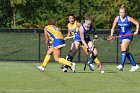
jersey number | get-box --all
[121,27,125,32]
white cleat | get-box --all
[87,62,94,71]
[116,65,123,71]
[71,63,76,73]
[130,64,139,72]
[37,66,45,71]
[135,64,139,70]
[62,67,68,72]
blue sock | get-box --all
[65,53,73,69]
[89,57,93,64]
[89,55,97,64]
[126,52,136,66]
[121,51,126,66]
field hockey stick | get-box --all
[106,33,134,40]
[113,33,134,39]
[83,62,87,71]
[83,45,94,71]
[64,36,74,40]
[84,51,89,71]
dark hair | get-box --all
[68,14,75,19]
[47,19,56,25]
[75,17,80,22]
[85,15,91,20]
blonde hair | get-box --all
[85,19,91,24]
[120,5,125,11]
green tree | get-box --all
[0,0,140,28]
[10,0,27,28]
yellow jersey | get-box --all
[46,25,65,49]
[46,25,64,39]
[67,21,79,36]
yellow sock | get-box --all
[41,55,51,67]
[94,58,101,65]
[58,58,72,67]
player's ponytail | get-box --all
[121,5,125,8]
[120,4,125,11]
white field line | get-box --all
[8,89,57,92]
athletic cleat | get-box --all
[60,65,65,69]
[135,64,139,70]
[62,67,68,72]
[87,62,94,71]
[130,66,136,72]
[98,63,102,71]
[71,63,76,73]
[37,66,45,71]
[130,64,139,72]
[116,65,123,71]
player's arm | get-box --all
[44,26,51,46]
[80,26,88,49]
[128,17,139,35]
[108,16,118,40]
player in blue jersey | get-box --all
[108,5,139,71]
[84,15,102,71]
[85,15,98,41]
[62,18,103,72]
[79,19,102,71]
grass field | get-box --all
[0,62,140,93]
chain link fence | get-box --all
[0,28,140,64]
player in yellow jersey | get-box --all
[37,19,75,72]
[65,14,77,38]
[61,14,78,71]
[64,14,78,50]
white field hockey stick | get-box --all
[64,36,74,40]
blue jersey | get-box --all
[82,24,92,42]
[118,16,132,35]
[74,24,92,42]
[118,16,133,44]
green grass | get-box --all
[0,62,140,93]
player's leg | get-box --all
[62,42,80,72]
[66,42,74,61]
[117,39,130,71]
[126,48,139,71]
[37,47,53,71]
[61,42,74,71]
[87,41,102,71]
[68,42,80,60]
[53,48,76,72]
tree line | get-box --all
[0,0,140,29]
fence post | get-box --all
[38,29,41,62]
[116,30,119,64]
[78,0,82,63]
